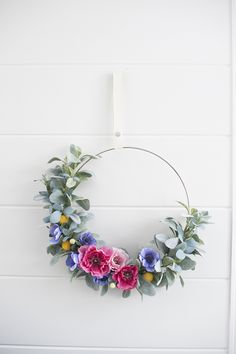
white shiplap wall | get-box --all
[0,1,232,354]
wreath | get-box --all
[35,144,210,299]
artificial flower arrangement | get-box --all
[35,145,210,298]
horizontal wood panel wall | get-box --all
[0,0,232,354]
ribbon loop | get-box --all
[112,72,124,149]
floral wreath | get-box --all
[35,145,210,299]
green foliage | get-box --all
[179,256,196,270]
[76,198,90,211]
[138,277,156,296]
[85,274,99,291]
[100,285,109,296]
[47,244,61,256]
[122,290,131,298]
[151,202,211,290]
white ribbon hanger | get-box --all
[112,71,124,149]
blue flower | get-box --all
[139,248,160,272]
[49,224,62,244]
[93,275,109,286]
[79,231,96,246]
[66,252,79,271]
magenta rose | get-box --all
[79,245,113,277]
[112,265,139,290]
[109,248,129,271]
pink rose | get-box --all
[112,265,139,290]
[79,245,113,277]
[109,248,129,271]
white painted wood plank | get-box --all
[0,278,229,348]
[0,207,230,279]
[0,66,230,135]
[0,346,228,354]
[0,0,229,64]
[123,67,230,136]
[229,0,236,353]
[0,136,230,207]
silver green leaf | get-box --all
[50,210,61,223]
[165,237,179,249]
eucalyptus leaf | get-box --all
[154,260,161,272]
[122,290,131,298]
[175,242,187,252]
[138,278,156,296]
[85,274,99,291]
[176,225,184,242]
[172,264,182,273]
[154,235,168,255]
[76,199,90,211]
[47,244,61,256]
[179,275,185,287]
[70,144,81,158]
[48,157,62,163]
[50,210,61,223]
[100,285,109,296]
[49,189,65,204]
[52,203,63,211]
[157,273,168,288]
[63,206,74,216]
[43,216,50,223]
[69,214,81,224]
[67,152,80,163]
[162,256,174,267]
[66,178,76,188]
[165,268,175,286]
[185,239,197,254]
[176,249,186,260]
[77,171,93,178]
[165,237,179,249]
[155,233,169,243]
[180,256,196,270]
[50,253,62,265]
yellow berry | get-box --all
[61,241,71,251]
[60,215,69,224]
[143,272,154,282]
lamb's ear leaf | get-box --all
[100,285,109,296]
[122,290,131,298]
[48,157,62,163]
[165,237,179,249]
[85,274,99,291]
[50,210,61,223]
[179,275,185,287]
[47,244,61,256]
[138,278,156,296]
[165,268,175,286]
[177,200,190,212]
[179,256,196,270]
[76,199,90,211]
[70,144,82,158]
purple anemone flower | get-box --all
[66,252,79,271]
[49,224,62,244]
[139,248,160,272]
[79,231,96,246]
[93,275,109,286]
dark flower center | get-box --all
[145,254,154,263]
[113,256,121,265]
[89,254,101,266]
[123,270,132,280]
